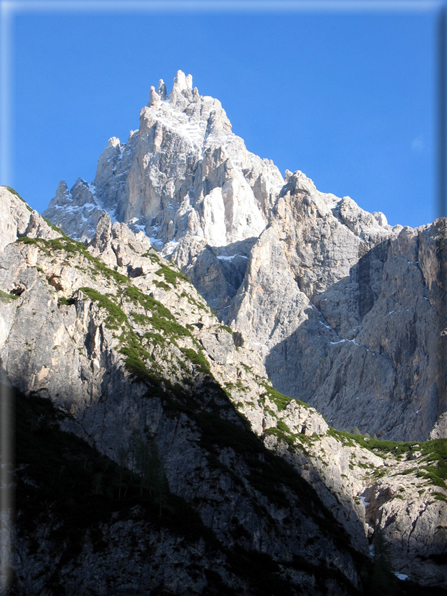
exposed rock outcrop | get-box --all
[233,173,446,441]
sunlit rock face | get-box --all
[43,72,446,442]
[45,70,281,250]
[229,173,447,442]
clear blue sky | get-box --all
[3,1,441,228]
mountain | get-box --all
[43,71,446,443]
[1,186,446,594]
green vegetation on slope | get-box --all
[0,289,19,303]
[14,235,211,384]
[180,348,210,374]
[327,429,447,489]
[155,263,191,286]
[80,287,127,328]
[17,236,128,286]
[260,384,309,411]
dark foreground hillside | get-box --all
[3,385,445,596]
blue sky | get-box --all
[1,1,441,228]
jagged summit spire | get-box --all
[148,71,195,107]
[169,69,194,103]
[158,78,167,100]
[148,86,160,107]
[171,69,193,92]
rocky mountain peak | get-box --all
[170,68,193,95]
[140,69,233,148]
[106,136,121,149]
[45,71,282,251]
[280,169,317,195]
[41,75,446,443]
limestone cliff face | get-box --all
[230,173,447,442]
[2,188,446,593]
[42,72,446,442]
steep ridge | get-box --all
[1,187,446,593]
[42,71,446,442]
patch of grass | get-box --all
[180,348,210,374]
[142,250,161,264]
[154,280,171,291]
[420,439,447,461]
[263,405,277,419]
[125,286,174,321]
[327,429,414,455]
[118,327,165,385]
[327,429,447,490]
[0,289,19,303]
[127,291,196,340]
[43,238,66,252]
[155,263,191,287]
[124,286,192,339]
[261,384,308,411]
[327,428,359,447]
[277,420,291,434]
[58,296,75,306]
[357,461,373,470]
[416,442,447,489]
[264,427,295,448]
[395,467,418,476]
[150,316,192,338]
[373,468,387,478]
[144,331,166,346]
[417,467,447,489]
[80,287,127,328]
[293,433,317,448]
[120,344,154,382]
[130,311,150,326]
[261,387,290,412]
[17,236,39,245]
